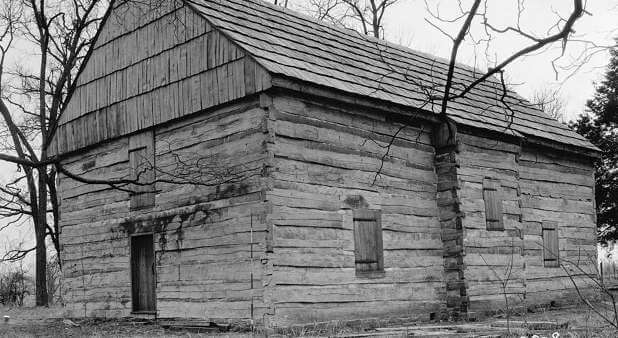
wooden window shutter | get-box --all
[483,178,504,231]
[129,132,155,210]
[542,221,559,267]
[353,209,383,274]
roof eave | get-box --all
[523,134,601,160]
[269,74,442,123]
[270,74,601,159]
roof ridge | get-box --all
[192,0,509,93]
[217,0,488,77]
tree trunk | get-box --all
[35,160,49,306]
[34,222,48,306]
[35,19,50,306]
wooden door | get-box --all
[131,234,156,312]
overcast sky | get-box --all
[379,0,617,121]
[1,0,617,269]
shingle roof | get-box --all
[188,0,597,151]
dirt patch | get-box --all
[0,306,249,337]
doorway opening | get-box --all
[131,234,156,313]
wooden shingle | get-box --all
[188,0,597,151]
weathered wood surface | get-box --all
[53,1,597,322]
[457,133,525,313]
[519,146,596,304]
[457,132,596,313]
[56,25,597,323]
[58,92,597,324]
[265,95,443,326]
[52,0,271,156]
[59,101,270,322]
[483,178,504,231]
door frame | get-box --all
[129,232,157,314]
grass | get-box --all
[0,306,221,338]
[1,304,618,337]
[2,318,176,338]
[513,305,617,337]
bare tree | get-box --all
[45,253,61,304]
[560,250,618,330]
[0,259,31,306]
[479,237,521,334]
[296,0,610,151]
[0,0,611,309]
[364,0,615,175]
[304,0,352,25]
[321,0,610,185]
[295,0,401,39]
[0,0,262,307]
[272,0,290,7]
[0,0,107,306]
[344,0,401,38]
[531,88,567,122]
[424,0,586,123]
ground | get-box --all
[0,305,617,337]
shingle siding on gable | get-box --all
[51,0,270,156]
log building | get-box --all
[51,0,600,327]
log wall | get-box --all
[59,99,273,324]
[58,89,598,325]
[457,132,597,314]
[519,146,597,307]
[457,133,525,314]
[265,95,445,326]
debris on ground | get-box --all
[62,318,80,327]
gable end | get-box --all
[51,0,271,156]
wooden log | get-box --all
[272,300,442,326]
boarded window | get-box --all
[353,209,383,275]
[483,178,504,231]
[129,132,155,210]
[131,234,156,312]
[542,221,559,267]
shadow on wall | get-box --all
[343,195,370,209]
